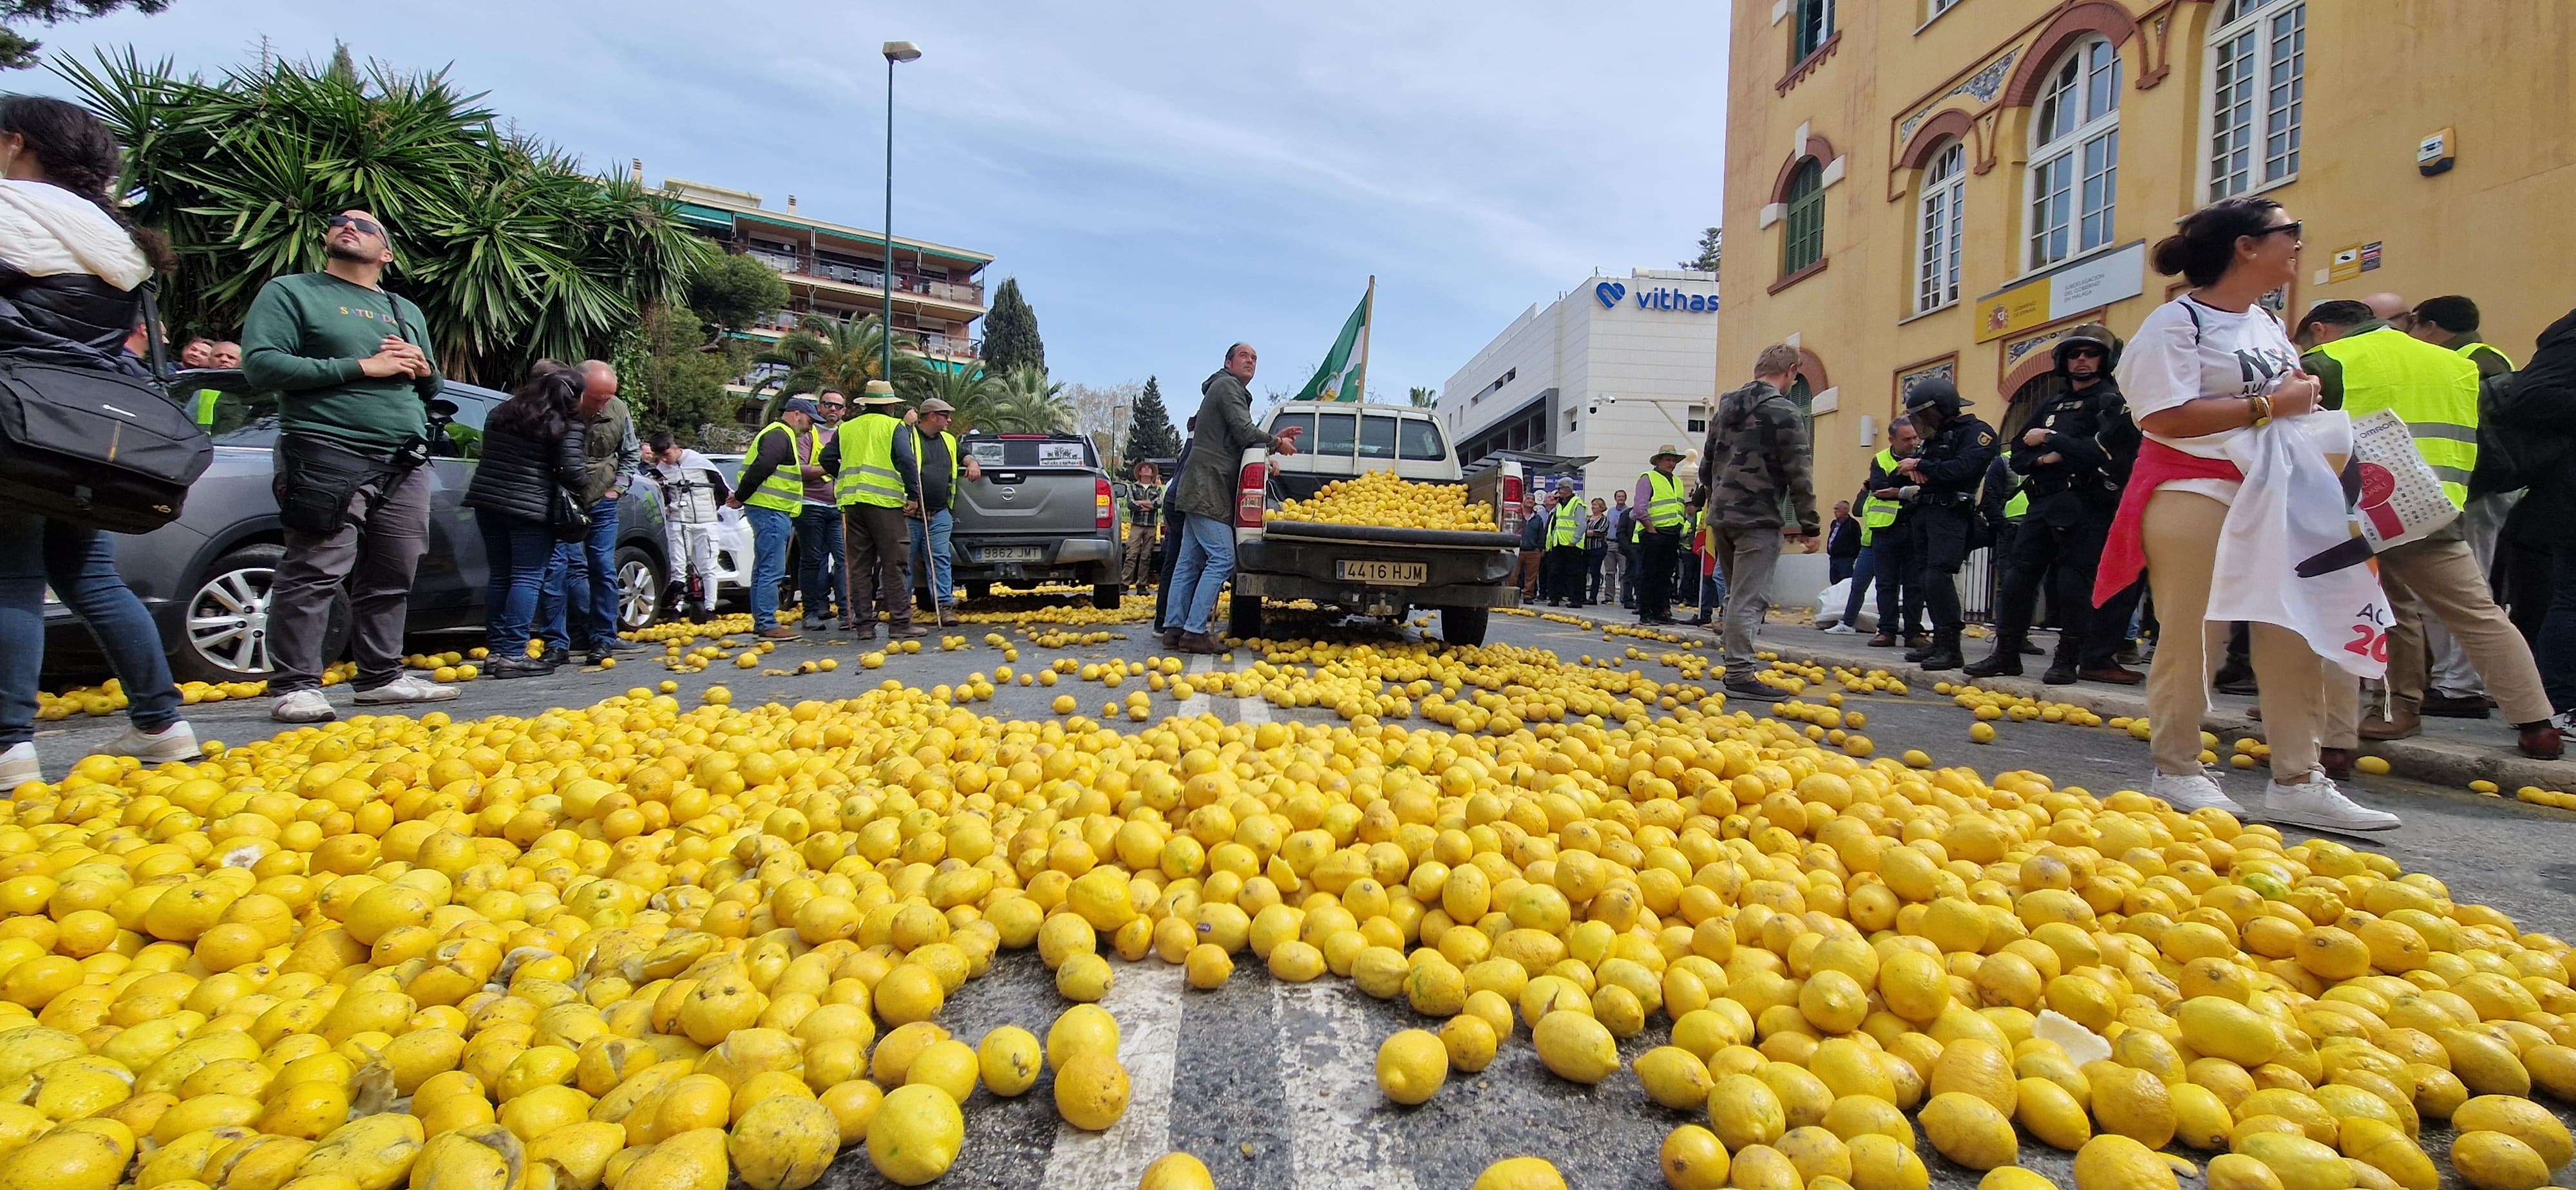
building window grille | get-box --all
[1916,141,1966,312]
[1793,0,1835,63]
[2209,0,2304,199]
[2027,36,2121,269]
[1781,158,1826,277]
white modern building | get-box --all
[1437,268,1722,499]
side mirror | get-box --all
[427,398,460,419]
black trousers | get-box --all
[1637,531,1681,620]
[1153,511,1186,627]
[2090,578,2146,668]
[1992,513,2113,665]
[1544,545,1587,604]
[1913,511,1972,634]
[1873,531,1924,635]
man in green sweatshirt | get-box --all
[240,208,455,723]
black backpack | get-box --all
[0,288,214,533]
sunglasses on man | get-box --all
[820,402,847,411]
[327,214,384,238]
[2064,346,2107,359]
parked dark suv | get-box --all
[41,379,669,682]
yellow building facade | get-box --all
[1718,0,2576,509]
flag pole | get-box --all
[1353,275,1373,468]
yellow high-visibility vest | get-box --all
[2317,327,2482,509]
[2004,489,2029,520]
[832,413,907,509]
[1643,470,1687,529]
[1859,448,1900,546]
[1548,504,1584,547]
[189,388,220,428]
[744,421,815,513]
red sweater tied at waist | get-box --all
[2093,439,2244,607]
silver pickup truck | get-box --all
[948,432,1123,609]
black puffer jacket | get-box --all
[465,418,589,525]
[0,261,147,375]
[2496,307,2576,534]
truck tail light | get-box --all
[1237,461,1267,527]
[1501,474,1524,534]
[1095,478,1114,530]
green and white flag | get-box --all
[1294,285,1372,402]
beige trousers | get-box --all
[2142,490,2324,780]
[2323,533,2554,746]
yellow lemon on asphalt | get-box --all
[1977,1167,2061,1190]
[976,1026,1043,1098]
[2075,1135,2178,1190]
[866,1084,963,1187]
[1046,1005,1121,1070]
[1921,1091,2018,1171]
[2450,1096,2572,1169]
[1471,1157,1567,1190]
[1708,1072,1789,1151]
[1375,1029,1448,1106]
[1849,1132,1929,1190]
[1053,1050,1130,1131]
[1661,1124,1730,1190]
[1138,1151,1217,1190]
[2209,1153,2289,1190]
[2450,1131,2549,1190]
[1636,1046,1716,1110]
[1441,1013,1498,1073]
[1531,1010,1617,1084]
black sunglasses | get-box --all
[2255,220,2302,240]
[819,402,847,410]
[2063,346,2107,359]
[327,214,384,238]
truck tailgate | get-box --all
[1259,520,1519,551]
[954,469,1099,536]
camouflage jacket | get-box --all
[1697,380,1819,534]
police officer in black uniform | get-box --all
[1893,378,1997,670]
[1965,323,2144,685]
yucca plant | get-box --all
[57,48,714,385]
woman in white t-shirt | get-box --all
[2107,196,2398,833]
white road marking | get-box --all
[1176,654,1217,717]
[1041,958,1189,1189]
[1271,979,1421,1190]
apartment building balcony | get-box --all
[743,250,986,317]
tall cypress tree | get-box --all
[981,278,1045,375]
[1124,375,1180,468]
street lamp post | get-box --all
[881,41,922,385]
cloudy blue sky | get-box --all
[16,1,1732,400]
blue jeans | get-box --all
[1840,543,1880,626]
[794,504,842,621]
[476,511,554,659]
[1161,514,1236,636]
[1698,567,1727,619]
[538,497,621,652]
[748,507,793,630]
[2543,540,2576,713]
[909,509,955,610]
[0,512,183,748]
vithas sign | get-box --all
[1595,280,1718,314]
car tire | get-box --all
[966,581,992,603]
[1092,582,1122,610]
[1227,592,1262,641]
[615,546,665,630]
[1439,607,1489,648]
[173,543,350,683]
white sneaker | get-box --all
[1824,623,1859,635]
[354,675,460,704]
[2150,769,2245,815]
[0,743,37,791]
[96,722,199,764]
[271,688,338,723]
[2262,770,2401,833]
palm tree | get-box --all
[750,313,932,420]
[59,48,712,384]
[1408,385,1439,407]
[911,362,999,426]
[974,366,1074,433]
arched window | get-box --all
[2208,0,2304,199]
[2025,35,2121,270]
[1915,141,1966,313]
[1781,159,1826,278]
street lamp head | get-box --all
[883,41,922,62]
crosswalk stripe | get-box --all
[1039,958,1189,1189]
[1176,653,1216,717]
[1271,979,1421,1190]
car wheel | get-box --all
[1227,592,1262,640]
[1439,607,1489,647]
[174,543,350,683]
[1092,582,1122,610]
[966,581,992,603]
[616,546,665,630]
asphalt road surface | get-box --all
[24,594,2576,1190]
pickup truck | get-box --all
[949,432,1123,609]
[1226,401,1525,646]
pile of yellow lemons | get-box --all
[36,664,366,722]
[0,628,2570,1190]
[1274,471,1499,532]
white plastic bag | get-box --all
[2347,408,2461,550]
[2206,412,2392,679]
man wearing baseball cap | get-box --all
[728,393,829,639]
[898,397,982,625]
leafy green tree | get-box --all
[688,252,790,334]
[625,303,743,442]
[1408,385,1437,407]
[60,49,712,384]
[981,278,1044,375]
[976,366,1071,433]
[1680,226,1722,276]
[2,0,171,70]
[1124,375,1179,466]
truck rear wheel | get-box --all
[966,581,992,602]
[1092,582,1122,610]
[1227,592,1262,641]
[1439,607,1489,647]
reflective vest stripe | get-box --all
[2004,490,2029,519]
[1548,507,1583,547]
[833,415,906,508]
[744,422,811,513]
[190,388,220,428]
[2317,327,2481,509]
[1643,471,1687,529]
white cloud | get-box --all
[21,0,1732,397]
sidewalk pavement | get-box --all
[1531,604,2576,796]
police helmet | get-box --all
[2051,323,2122,373]
[1902,376,1972,415]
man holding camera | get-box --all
[241,208,456,722]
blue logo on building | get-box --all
[1595,281,1627,308]
[1595,279,1718,314]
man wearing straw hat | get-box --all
[1631,443,1691,623]
[824,381,928,640]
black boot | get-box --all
[1963,645,2023,678]
[1904,643,1934,663]
[2041,653,2081,685]
[1917,631,1965,671]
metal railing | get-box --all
[741,250,984,306]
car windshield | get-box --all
[213,415,281,448]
